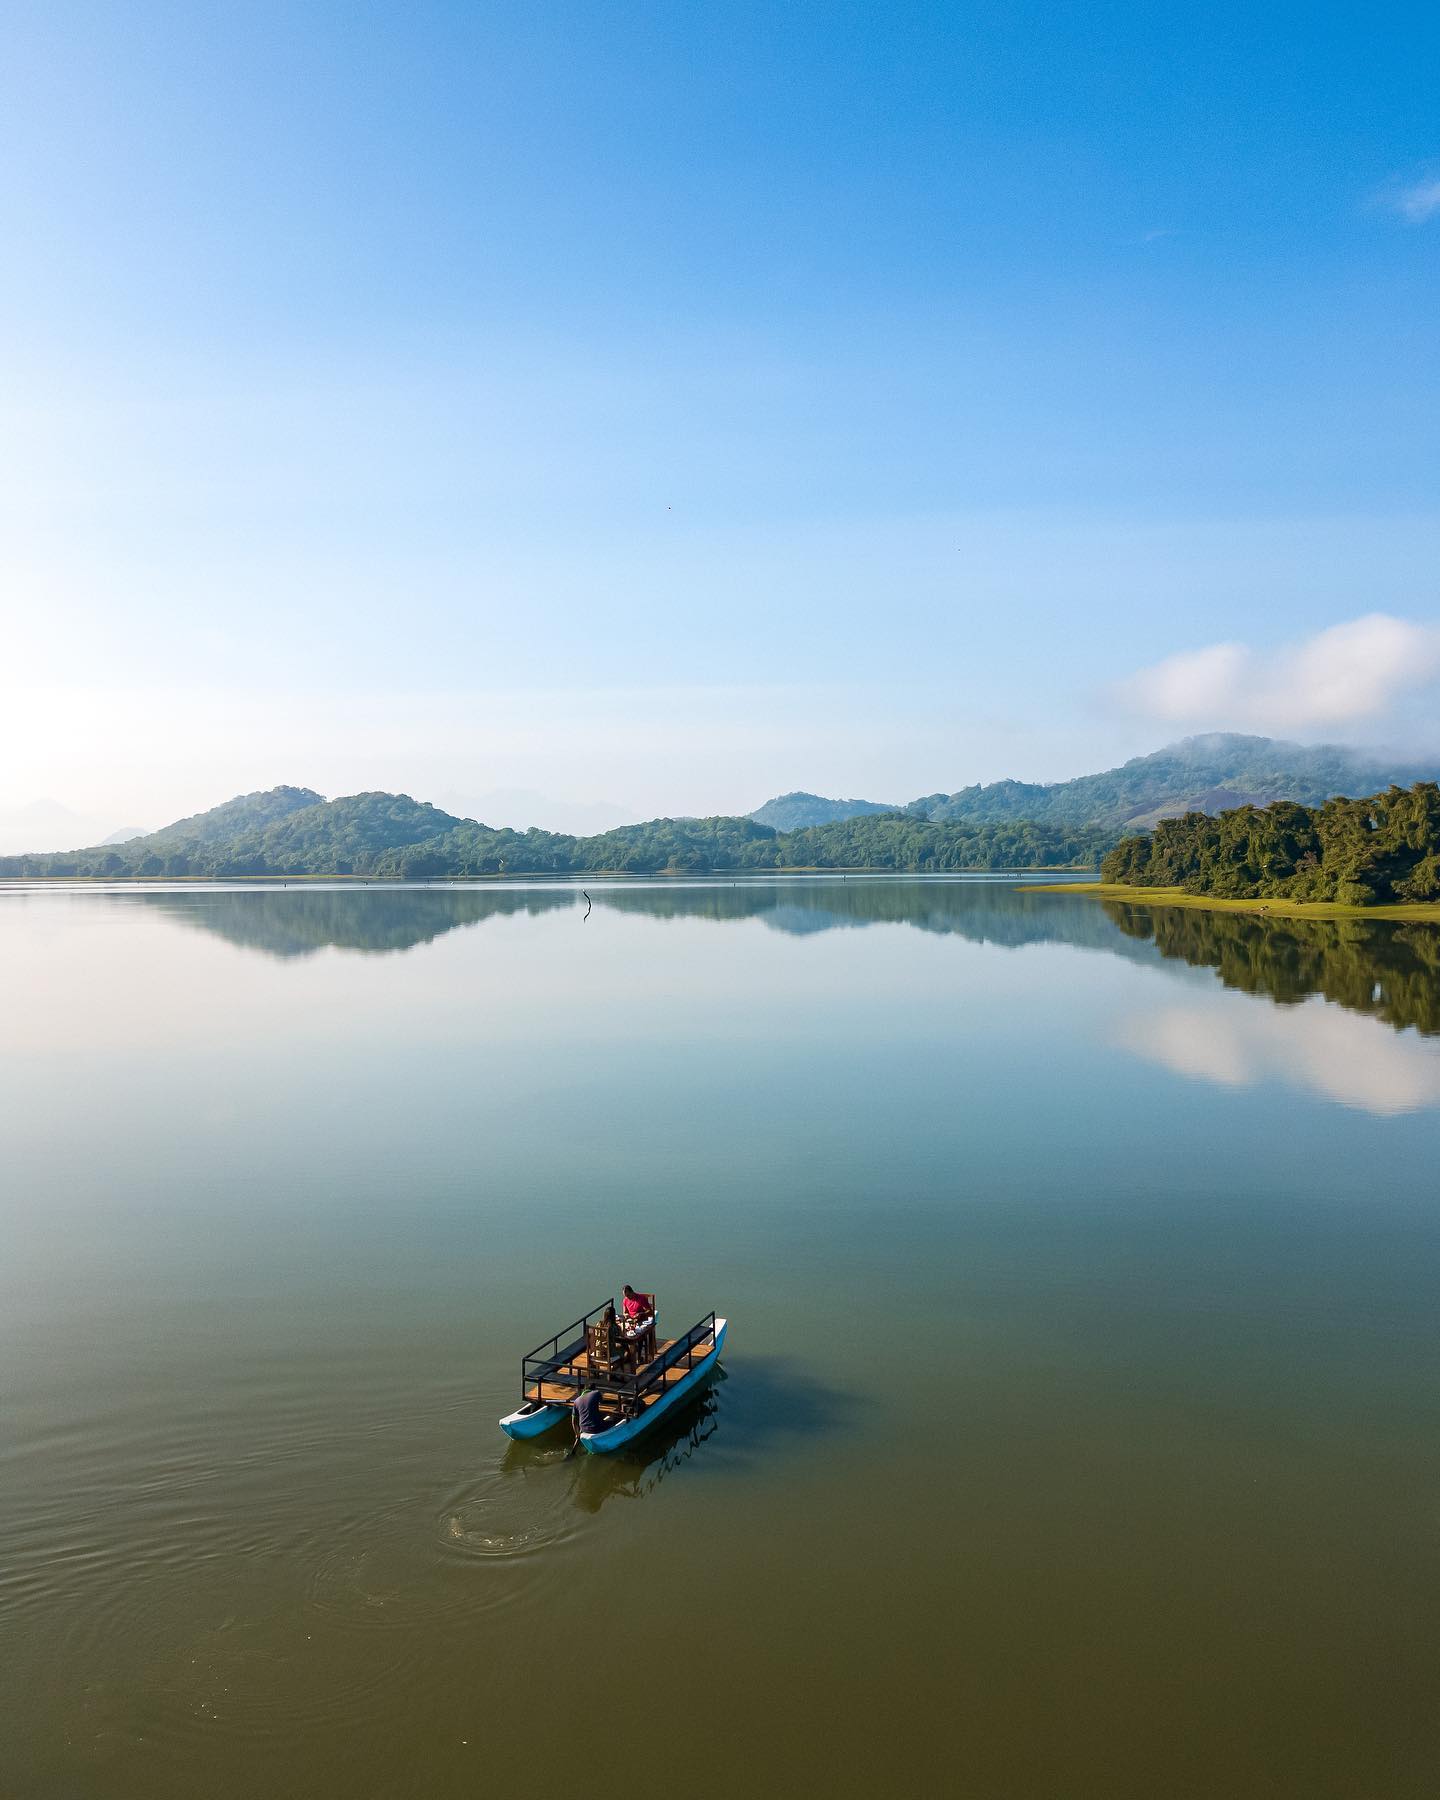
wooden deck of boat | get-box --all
[525,1331,716,1411]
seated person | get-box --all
[619,1285,655,1344]
[621,1284,654,1325]
[591,1303,624,1366]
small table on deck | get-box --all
[619,1317,658,1367]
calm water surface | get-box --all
[3,878,1438,1799]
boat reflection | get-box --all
[499,1372,726,1513]
[569,1379,725,1512]
[496,1354,863,1512]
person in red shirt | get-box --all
[622,1284,653,1324]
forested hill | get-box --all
[746,736,1439,836]
[0,790,1113,877]
[912,735,1439,831]
[11,735,1436,881]
[748,791,895,829]
[1101,784,1440,905]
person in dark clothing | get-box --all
[573,1386,605,1441]
[597,1301,624,1366]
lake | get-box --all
[3,877,1438,1799]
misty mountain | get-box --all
[0,800,143,857]
[910,735,1440,832]
[748,791,897,829]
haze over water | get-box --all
[3,877,1438,1799]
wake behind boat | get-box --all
[499,1299,728,1454]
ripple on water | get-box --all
[438,1446,583,1562]
[304,1461,584,1637]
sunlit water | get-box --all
[2,878,1438,1799]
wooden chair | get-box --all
[586,1318,623,1375]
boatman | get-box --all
[573,1385,605,1443]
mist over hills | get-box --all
[913,734,1438,830]
[6,735,1438,879]
[755,735,1438,832]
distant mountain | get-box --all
[749,791,897,829]
[0,800,142,856]
[7,735,1438,880]
[0,790,1107,877]
[912,735,1440,832]
[99,826,149,845]
[37,790,461,877]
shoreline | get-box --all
[0,866,1100,886]
[1028,881,1440,922]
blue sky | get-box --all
[2,1,1439,834]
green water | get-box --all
[2,878,1438,1799]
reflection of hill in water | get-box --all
[111,883,1440,1037]
[594,879,1137,952]
[1103,900,1440,1036]
[132,886,574,957]
[123,879,1134,960]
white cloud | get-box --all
[1389,176,1440,223]
[1117,1000,1440,1116]
[1119,613,1440,732]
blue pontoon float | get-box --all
[499,1299,727,1454]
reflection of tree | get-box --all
[84,879,1440,1041]
[114,878,1141,960]
[1104,900,1440,1036]
[126,887,574,958]
[593,879,1141,953]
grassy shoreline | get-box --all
[1028,881,1440,921]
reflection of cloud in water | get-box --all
[1118,999,1440,1115]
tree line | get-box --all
[1100,784,1440,905]
[0,793,1115,878]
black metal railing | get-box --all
[519,1305,720,1414]
[520,1297,613,1399]
[580,1310,719,1414]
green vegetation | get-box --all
[13,735,1439,883]
[1101,784,1440,905]
[742,736,1440,836]
[1040,883,1440,922]
[0,792,1114,878]
[15,735,1439,883]
[748,791,896,829]
[913,733,1438,831]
